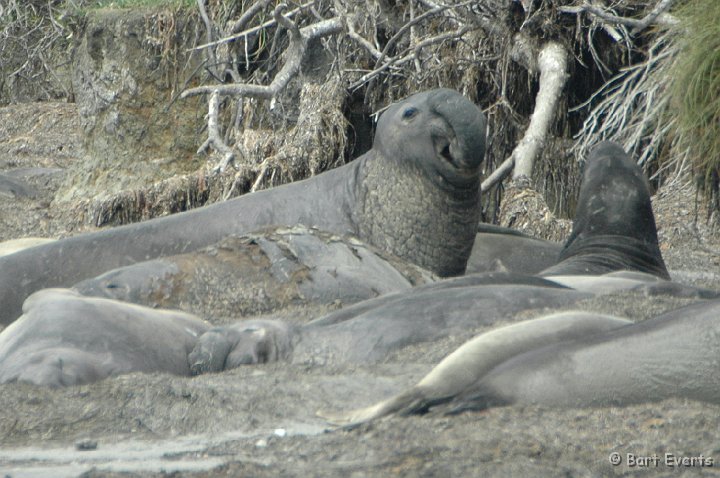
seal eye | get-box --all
[402,107,418,119]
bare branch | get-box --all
[180,17,343,99]
[572,31,678,171]
[197,91,236,173]
[559,0,677,35]
[196,0,218,77]
[481,42,569,192]
[375,3,450,67]
[189,1,316,52]
[481,156,516,193]
[226,0,272,36]
[273,3,299,37]
[346,20,382,61]
[630,0,676,34]
[349,26,472,91]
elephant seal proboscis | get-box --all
[540,141,669,279]
[0,88,486,325]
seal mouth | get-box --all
[428,89,486,171]
[434,134,455,165]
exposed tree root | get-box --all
[481,42,569,192]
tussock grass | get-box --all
[669,0,720,184]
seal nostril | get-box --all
[441,144,453,163]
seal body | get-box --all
[188,279,591,373]
[540,142,669,279]
[319,311,632,425]
[448,299,720,411]
[467,225,561,274]
[73,226,435,320]
[0,289,209,386]
[0,89,486,325]
[0,237,56,258]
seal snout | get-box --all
[428,89,486,171]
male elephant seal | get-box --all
[0,88,486,325]
[0,289,209,387]
[540,141,669,279]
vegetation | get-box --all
[2,0,720,224]
[670,0,720,190]
[90,0,195,8]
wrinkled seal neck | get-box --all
[354,151,480,277]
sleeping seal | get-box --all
[2,270,712,387]
[73,225,435,320]
[319,311,632,425]
[540,141,669,279]
[0,289,209,387]
[0,88,486,325]
[0,279,588,386]
[445,299,720,412]
[320,298,720,423]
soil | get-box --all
[1,102,720,478]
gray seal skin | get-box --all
[188,281,592,373]
[72,225,435,320]
[188,269,697,374]
[444,298,720,413]
[467,225,561,274]
[540,141,670,279]
[0,281,585,386]
[3,272,712,387]
[0,238,56,258]
[190,266,712,374]
[0,88,486,325]
[0,289,209,387]
[319,311,633,425]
